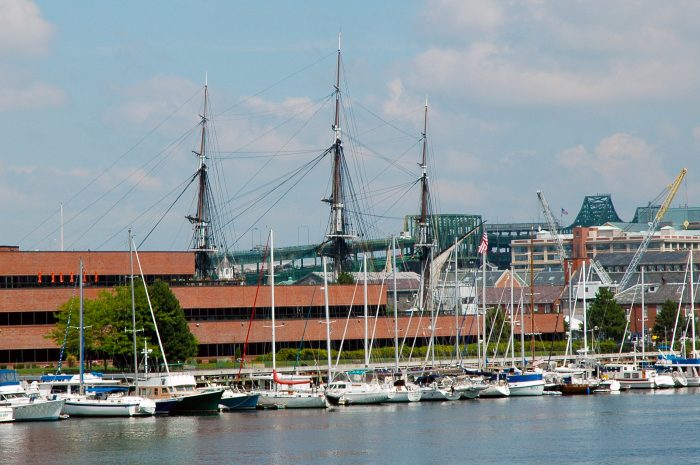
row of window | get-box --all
[185,305,386,322]
[0,312,57,326]
[0,274,189,289]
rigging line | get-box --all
[168,194,195,250]
[19,88,202,246]
[292,286,317,371]
[213,150,326,159]
[222,148,330,222]
[206,108,235,252]
[32,123,200,250]
[353,99,420,139]
[225,92,334,203]
[227,152,327,247]
[354,180,418,198]
[377,178,421,220]
[68,132,196,250]
[133,172,199,249]
[236,236,271,381]
[344,209,405,221]
[222,148,331,205]
[344,133,420,180]
[214,51,335,117]
[96,175,195,249]
[138,172,199,249]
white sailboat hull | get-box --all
[418,387,461,401]
[326,391,389,405]
[257,391,327,409]
[479,384,510,398]
[63,396,154,417]
[508,380,545,397]
[654,374,675,389]
[385,389,421,403]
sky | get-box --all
[2,0,700,252]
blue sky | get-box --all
[2,0,700,252]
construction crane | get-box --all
[536,190,567,269]
[616,167,688,293]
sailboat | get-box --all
[62,258,156,417]
[656,251,700,386]
[323,259,390,406]
[383,237,421,403]
[129,238,222,414]
[256,230,327,409]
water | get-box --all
[2,389,700,464]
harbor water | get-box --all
[2,389,699,464]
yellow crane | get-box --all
[616,167,687,293]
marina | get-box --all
[2,388,700,464]
[3,3,700,463]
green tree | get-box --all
[148,280,198,364]
[587,287,626,342]
[337,272,355,285]
[485,305,511,344]
[50,279,197,370]
[652,299,684,344]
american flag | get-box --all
[477,231,488,255]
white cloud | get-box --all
[0,80,65,110]
[421,0,504,37]
[0,0,53,56]
[407,1,700,106]
[109,75,202,127]
[556,133,668,192]
[0,1,65,111]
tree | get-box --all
[652,299,684,344]
[50,279,198,371]
[337,271,355,285]
[148,280,198,364]
[587,287,626,343]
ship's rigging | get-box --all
[186,80,220,279]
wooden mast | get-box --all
[324,34,351,276]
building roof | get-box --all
[615,282,687,305]
[0,250,195,276]
[484,285,564,306]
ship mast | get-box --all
[186,77,217,278]
[323,35,352,276]
[416,99,434,312]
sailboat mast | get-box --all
[510,266,515,366]
[481,242,486,369]
[323,257,333,384]
[270,230,277,379]
[691,251,696,357]
[130,229,138,390]
[392,236,399,372]
[79,257,84,396]
[583,261,588,355]
[641,266,646,360]
[529,232,535,363]
[363,254,369,367]
[454,237,460,363]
